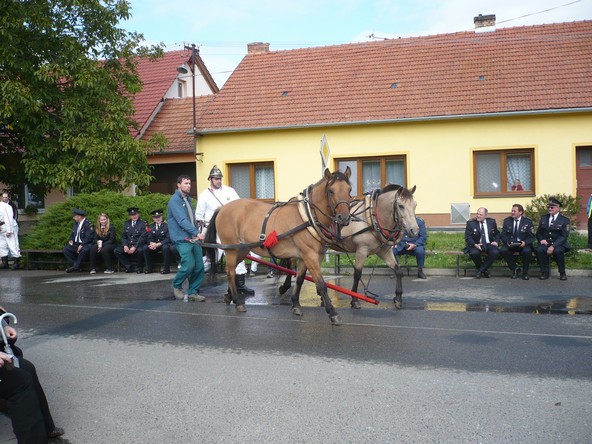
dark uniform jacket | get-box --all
[95,225,117,246]
[68,218,95,246]
[464,217,500,252]
[536,213,570,250]
[500,216,535,246]
[120,219,147,248]
[146,221,171,247]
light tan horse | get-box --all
[279,184,419,309]
[335,184,418,309]
[204,168,352,325]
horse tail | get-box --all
[203,209,220,276]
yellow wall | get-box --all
[196,113,592,216]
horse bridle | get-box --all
[369,188,403,245]
[302,173,351,242]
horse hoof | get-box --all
[278,285,290,295]
[393,297,402,309]
[350,300,361,310]
[330,315,342,326]
[223,295,232,305]
[235,304,247,313]
[292,307,303,316]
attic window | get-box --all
[390,82,398,89]
[479,75,486,81]
[281,91,289,97]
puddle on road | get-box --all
[407,296,592,315]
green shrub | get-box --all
[22,191,172,249]
[525,193,581,228]
[23,204,39,215]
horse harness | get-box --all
[342,189,403,249]
[200,183,346,255]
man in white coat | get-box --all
[196,165,256,295]
[0,196,20,270]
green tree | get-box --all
[0,0,165,196]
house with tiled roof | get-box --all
[137,48,217,199]
[192,19,592,228]
[22,47,218,209]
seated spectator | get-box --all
[63,208,94,273]
[535,197,570,280]
[499,204,535,280]
[463,207,500,278]
[89,212,117,274]
[114,207,147,273]
[1,306,65,441]
[393,216,428,279]
[511,178,524,191]
[143,209,172,274]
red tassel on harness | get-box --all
[263,230,279,248]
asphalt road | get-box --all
[0,270,591,443]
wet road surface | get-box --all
[0,270,591,443]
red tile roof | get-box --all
[133,49,218,138]
[142,96,213,154]
[197,21,592,132]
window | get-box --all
[177,80,185,98]
[16,185,45,211]
[67,186,82,198]
[474,149,534,196]
[336,156,406,196]
[228,162,275,200]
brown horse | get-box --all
[279,184,418,309]
[204,168,352,325]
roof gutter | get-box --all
[197,107,592,135]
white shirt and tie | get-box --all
[75,218,85,243]
[480,220,489,244]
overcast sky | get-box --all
[121,0,591,87]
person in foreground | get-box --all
[0,306,64,442]
[464,207,500,278]
[393,216,428,279]
[499,204,535,280]
[167,175,205,301]
[535,197,570,280]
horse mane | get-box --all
[380,183,413,199]
[309,169,351,189]
[329,170,351,184]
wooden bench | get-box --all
[20,249,69,270]
[329,249,462,275]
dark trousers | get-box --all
[143,245,171,272]
[89,243,116,271]
[536,244,567,274]
[114,246,145,270]
[500,244,532,273]
[393,245,426,268]
[63,242,91,269]
[467,244,500,272]
[0,358,55,443]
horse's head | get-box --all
[324,166,352,226]
[392,184,419,237]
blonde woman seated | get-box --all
[89,213,117,274]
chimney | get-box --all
[247,42,270,55]
[474,14,496,32]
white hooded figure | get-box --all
[0,200,20,268]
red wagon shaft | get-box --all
[246,254,380,306]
